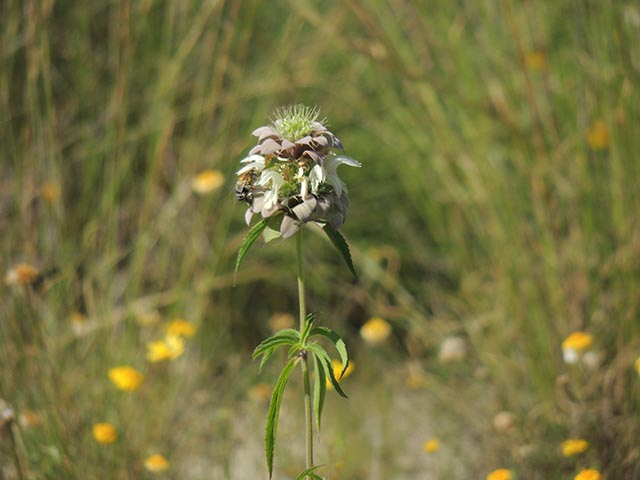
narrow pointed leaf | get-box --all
[258,347,276,373]
[322,224,357,279]
[235,219,267,275]
[310,326,348,376]
[312,351,327,431]
[266,357,298,478]
[300,312,315,343]
[252,335,298,359]
[295,466,324,480]
[306,344,348,398]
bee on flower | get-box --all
[235,105,361,239]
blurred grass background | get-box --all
[2,0,640,478]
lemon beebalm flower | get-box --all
[5,263,39,286]
[562,332,593,364]
[575,469,602,480]
[144,454,170,472]
[423,439,440,453]
[147,335,184,362]
[360,317,392,345]
[327,359,354,389]
[562,438,589,457]
[486,468,512,480]
[166,318,196,338]
[92,422,117,444]
[192,169,224,194]
[108,366,144,391]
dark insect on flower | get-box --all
[235,169,258,203]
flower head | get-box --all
[144,454,170,472]
[92,422,117,444]
[360,317,392,345]
[5,263,40,286]
[439,336,467,363]
[192,169,224,194]
[146,335,185,362]
[575,469,602,480]
[562,438,589,457]
[423,439,440,453]
[562,332,593,364]
[108,366,144,391]
[236,105,360,239]
[635,356,640,376]
[166,318,196,338]
[486,469,512,480]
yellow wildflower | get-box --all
[166,318,196,338]
[327,359,354,389]
[268,312,295,332]
[108,366,144,391]
[18,409,40,428]
[192,169,224,194]
[406,370,428,389]
[359,317,392,345]
[562,332,593,364]
[575,469,602,480]
[144,454,170,472]
[135,309,161,327]
[41,181,61,203]
[634,356,640,376]
[587,121,610,151]
[525,51,547,71]
[248,383,272,402]
[423,439,440,453]
[562,439,589,457]
[92,422,117,444]
[5,264,39,286]
[486,469,512,480]
[146,335,184,362]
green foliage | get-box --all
[235,219,268,276]
[253,313,350,477]
[322,224,357,279]
[295,465,324,480]
[265,356,298,479]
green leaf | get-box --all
[252,329,300,357]
[312,351,327,431]
[300,312,315,343]
[306,344,348,399]
[235,219,268,276]
[266,357,298,478]
[310,326,348,377]
[295,465,324,480]
[322,224,357,279]
[253,329,301,372]
[262,226,281,243]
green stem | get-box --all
[296,230,313,474]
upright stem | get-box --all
[296,230,313,473]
